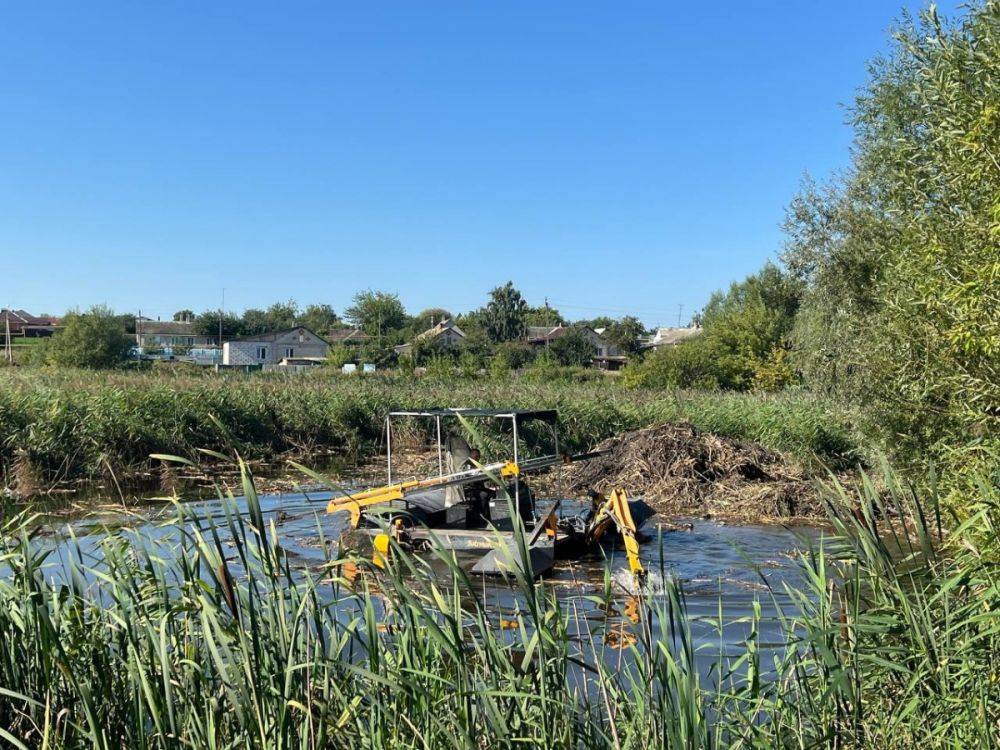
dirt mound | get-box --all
[565,423,823,520]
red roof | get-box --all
[1,309,59,334]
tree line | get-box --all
[17,284,648,371]
[628,2,999,486]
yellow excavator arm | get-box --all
[587,489,645,578]
[326,460,521,525]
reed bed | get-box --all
[0,369,861,491]
[0,463,996,748]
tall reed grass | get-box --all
[0,462,995,748]
[0,369,862,489]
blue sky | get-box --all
[2,1,957,327]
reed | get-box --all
[0,369,862,490]
[0,461,995,748]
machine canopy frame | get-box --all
[383,408,561,512]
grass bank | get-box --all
[0,369,863,492]
[0,464,995,748]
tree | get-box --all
[549,328,597,366]
[624,264,801,390]
[41,306,132,369]
[240,308,270,336]
[574,316,615,330]
[480,281,527,343]
[344,290,408,341]
[239,301,299,335]
[603,316,646,356]
[172,309,195,322]
[326,344,354,369]
[411,308,453,333]
[492,340,536,371]
[524,304,564,327]
[297,304,340,334]
[782,3,1000,481]
[194,310,243,343]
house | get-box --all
[394,318,466,356]
[526,325,626,369]
[135,320,214,350]
[1,310,59,339]
[642,326,701,350]
[223,327,329,366]
[327,328,371,346]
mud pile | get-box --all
[565,422,823,520]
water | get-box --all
[23,482,822,674]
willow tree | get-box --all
[785,1,1000,480]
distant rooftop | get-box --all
[645,326,701,347]
[327,328,371,343]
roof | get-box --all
[137,321,203,336]
[1,309,59,334]
[388,408,558,423]
[415,318,466,342]
[526,325,599,343]
[646,327,702,347]
[226,326,326,343]
[526,325,554,339]
[327,328,370,343]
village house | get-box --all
[395,318,466,356]
[222,326,329,366]
[1,309,59,340]
[135,319,214,350]
[526,325,626,370]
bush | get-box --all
[35,306,133,369]
[625,264,801,391]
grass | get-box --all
[0,368,864,490]
[0,461,995,748]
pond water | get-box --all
[24,479,823,674]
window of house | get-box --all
[285,347,294,358]
[257,346,267,360]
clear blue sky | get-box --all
[2,1,956,328]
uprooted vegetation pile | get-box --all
[565,422,827,520]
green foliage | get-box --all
[602,315,646,356]
[548,327,598,366]
[171,309,194,322]
[407,336,458,366]
[480,281,528,343]
[0,463,992,747]
[241,300,299,335]
[326,344,354,369]
[623,335,716,389]
[356,341,398,369]
[627,263,801,391]
[783,2,1000,484]
[344,290,408,339]
[457,351,481,378]
[751,346,795,392]
[35,306,133,369]
[523,304,564,327]
[193,309,243,341]
[296,303,340,334]
[491,341,536,371]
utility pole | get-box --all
[677,304,684,328]
[4,310,11,364]
[218,288,225,364]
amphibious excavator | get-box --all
[326,408,651,579]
